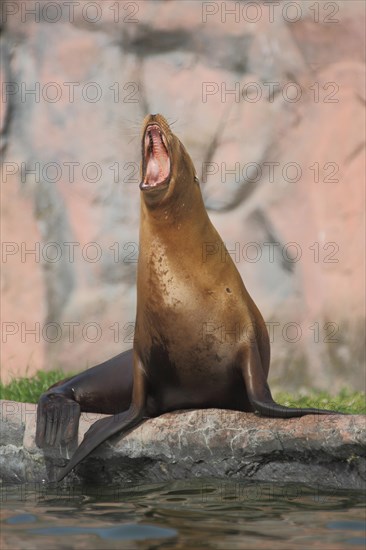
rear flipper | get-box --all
[56,352,147,481]
[35,349,134,450]
[36,390,81,449]
[241,344,343,418]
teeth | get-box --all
[143,125,170,187]
[147,127,166,156]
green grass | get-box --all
[0,371,365,414]
[0,370,76,404]
[274,389,366,415]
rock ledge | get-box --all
[1,400,364,490]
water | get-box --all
[1,479,365,549]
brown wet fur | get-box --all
[36,114,341,481]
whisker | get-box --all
[127,136,139,144]
[167,119,189,132]
[120,115,143,126]
[119,115,144,133]
[121,131,141,136]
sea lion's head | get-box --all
[139,114,198,207]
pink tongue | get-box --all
[145,128,170,185]
[146,157,161,184]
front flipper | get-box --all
[241,344,342,417]
[57,353,147,481]
[56,405,144,481]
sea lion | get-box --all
[36,114,340,481]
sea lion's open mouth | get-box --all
[140,123,171,191]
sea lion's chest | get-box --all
[136,242,250,371]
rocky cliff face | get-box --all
[1,0,365,391]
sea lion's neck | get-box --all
[140,182,210,238]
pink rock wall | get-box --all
[1,0,365,391]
